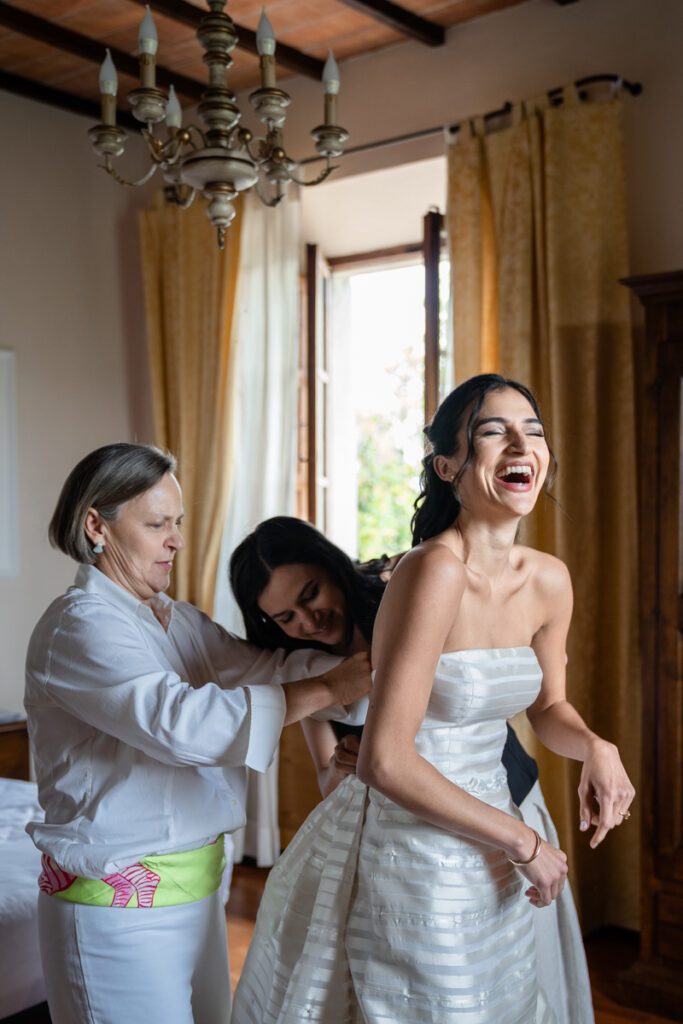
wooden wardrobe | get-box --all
[621,270,683,1020]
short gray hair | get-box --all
[49,443,177,564]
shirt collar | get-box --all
[73,564,174,623]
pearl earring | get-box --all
[92,541,104,554]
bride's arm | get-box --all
[356,544,567,907]
[527,554,635,848]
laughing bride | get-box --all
[231,373,634,1024]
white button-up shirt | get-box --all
[24,565,336,878]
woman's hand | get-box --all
[282,652,372,726]
[323,651,373,708]
[329,734,360,780]
[513,835,568,908]
[320,734,361,797]
[578,737,635,848]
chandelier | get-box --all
[88,2,348,248]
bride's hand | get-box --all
[513,837,568,908]
[578,737,635,849]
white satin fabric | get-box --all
[232,647,557,1023]
[521,783,594,1023]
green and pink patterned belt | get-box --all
[38,837,226,908]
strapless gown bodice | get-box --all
[415,646,542,792]
[231,647,556,1024]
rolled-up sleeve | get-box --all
[244,684,286,772]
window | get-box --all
[300,213,449,560]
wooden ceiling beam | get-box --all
[336,0,444,46]
[129,0,324,80]
[0,69,140,130]
[0,2,204,101]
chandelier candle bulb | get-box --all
[322,50,340,126]
[99,48,118,126]
[256,8,277,89]
[165,85,182,130]
[138,4,158,89]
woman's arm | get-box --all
[357,545,568,907]
[281,652,372,726]
[527,555,635,848]
[301,718,360,797]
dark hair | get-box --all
[49,443,177,564]
[229,516,386,652]
[411,374,557,545]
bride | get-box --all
[231,374,634,1023]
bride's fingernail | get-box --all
[580,820,589,832]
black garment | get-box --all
[331,721,364,742]
[502,723,539,806]
[331,721,537,805]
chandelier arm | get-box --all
[243,135,270,163]
[289,164,338,188]
[181,123,208,150]
[254,180,286,208]
[101,160,159,188]
[177,187,197,210]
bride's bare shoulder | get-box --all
[516,545,572,602]
[390,536,467,591]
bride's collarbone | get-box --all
[447,593,540,651]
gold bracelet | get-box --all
[507,828,542,865]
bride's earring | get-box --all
[92,541,104,554]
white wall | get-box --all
[0,91,154,714]
[300,156,446,257]
[262,0,683,274]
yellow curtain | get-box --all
[447,90,640,934]
[139,196,243,613]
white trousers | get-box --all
[38,890,231,1024]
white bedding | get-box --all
[0,777,46,1017]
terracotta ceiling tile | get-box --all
[58,0,142,38]
[0,33,49,68]
[8,0,98,19]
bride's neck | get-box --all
[452,516,519,581]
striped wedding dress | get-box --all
[232,648,556,1023]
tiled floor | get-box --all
[226,863,680,1023]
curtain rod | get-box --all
[299,74,642,165]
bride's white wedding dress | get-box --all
[232,647,562,1023]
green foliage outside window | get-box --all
[356,413,418,562]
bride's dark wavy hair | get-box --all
[411,374,557,545]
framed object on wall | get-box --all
[0,350,18,577]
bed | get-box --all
[0,720,50,1023]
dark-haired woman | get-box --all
[230,517,383,796]
[23,444,371,1024]
[231,376,634,1024]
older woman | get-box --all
[231,375,634,1024]
[24,442,370,1024]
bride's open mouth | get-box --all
[495,463,535,491]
